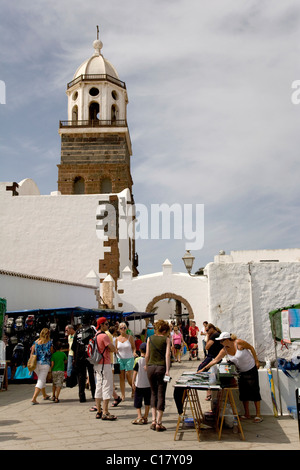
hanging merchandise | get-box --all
[25,315,35,330]
[12,342,25,367]
[10,335,18,346]
[15,316,24,332]
[5,317,15,336]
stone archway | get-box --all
[145,292,194,320]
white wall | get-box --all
[215,249,300,263]
[116,260,209,327]
[0,272,98,311]
[206,259,300,361]
[0,185,132,287]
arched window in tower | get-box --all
[111,104,118,125]
[101,178,112,193]
[89,102,100,123]
[73,176,85,194]
[72,105,78,122]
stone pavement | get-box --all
[0,354,299,452]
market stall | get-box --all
[173,366,244,441]
[2,306,123,381]
[269,304,300,418]
[122,311,156,335]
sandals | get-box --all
[101,413,117,421]
[131,417,145,425]
[43,396,51,400]
[96,411,103,419]
[54,398,60,403]
[205,395,212,401]
[253,416,263,423]
[89,406,97,412]
[150,421,156,430]
[156,423,167,432]
[112,396,122,407]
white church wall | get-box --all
[206,259,300,362]
[214,248,300,264]
[0,186,132,287]
[116,260,209,328]
[0,272,97,311]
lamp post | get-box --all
[182,250,196,276]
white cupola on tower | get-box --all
[66,31,128,124]
[58,28,133,197]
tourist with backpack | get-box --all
[71,315,96,403]
[93,317,117,421]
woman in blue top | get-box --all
[30,328,53,404]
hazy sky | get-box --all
[1,0,300,276]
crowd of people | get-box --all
[28,315,263,428]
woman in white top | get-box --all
[115,322,137,400]
[199,331,262,423]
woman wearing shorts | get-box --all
[171,326,184,363]
[115,322,137,400]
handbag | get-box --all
[14,365,33,380]
[27,354,37,373]
[66,369,78,388]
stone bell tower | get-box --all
[57,29,133,196]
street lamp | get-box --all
[182,250,196,276]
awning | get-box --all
[123,311,157,321]
[6,306,124,320]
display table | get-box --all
[173,372,245,441]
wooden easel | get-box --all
[174,387,204,441]
[216,387,245,440]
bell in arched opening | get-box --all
[101,178,112,193]
[73,176,85,194]
[89,102,100,123]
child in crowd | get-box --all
[131,342,151,425]
[135,335,142,356]
[51,342,67,403]
[189,342,199,361]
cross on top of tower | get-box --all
[93,25,103,56]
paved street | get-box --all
[0,354,299,452]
